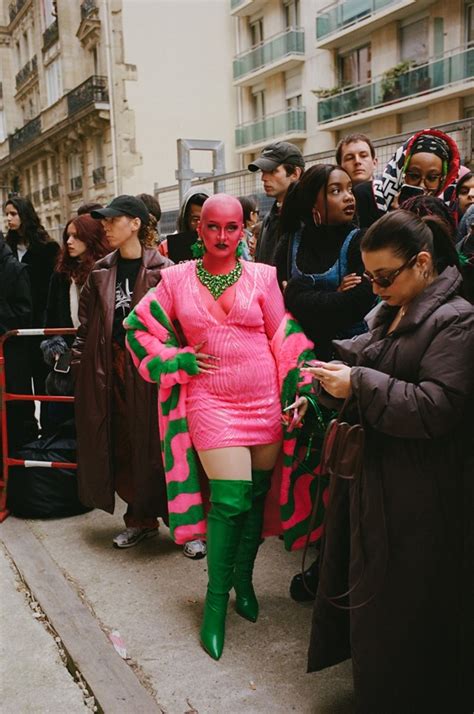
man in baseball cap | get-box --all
[91,195,150,225]
[248,142,304,265]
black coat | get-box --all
[308,266,474,713]
[255,201,281,265]
[0,238,36,447]
[277,224,375,360]
[7,234,59,327]
[45,272,74,329]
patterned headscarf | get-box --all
[372,128,460,214]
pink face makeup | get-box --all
[198,194,244,269]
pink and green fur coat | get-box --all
[124,289,328,551]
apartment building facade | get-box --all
[0,0,237,233]
[231,0,474,165]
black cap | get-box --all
[248,141,305,173]
[91,195,149,225]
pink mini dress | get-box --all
[154,260,286,450]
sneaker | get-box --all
[112,527,158,549]
[183,539,207,559]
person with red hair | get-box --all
[46,214,110,331]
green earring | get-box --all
[191,238,206,258]
[236,240,245,258]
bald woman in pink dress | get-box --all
[126,195,308,659]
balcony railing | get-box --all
[233,28,304,81]
[235,107,306,148]
[50,183,59,199]
[67,75,108,116]
[32,189,40,205]
[93,166,106,185]
[42,19,59,52]
[15,55,38,90]
[42,186,50,202]
[70,176,83,193]
[318,47,474,123]
[81,0,98,19]
[316,0,401,41]
[8,116,41,153]
[9,0,27,22]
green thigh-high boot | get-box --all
[200,479,252,660]
[234,468,273,623]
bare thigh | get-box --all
[197,447,252,481]
[250,441,282,471]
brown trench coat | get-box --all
[72,248,173,520]
[308,267,474,714]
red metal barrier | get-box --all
[0,328,77,522]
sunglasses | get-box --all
[363,254,417,288]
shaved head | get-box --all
[200,193,243,225]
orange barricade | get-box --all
[0,328,77,522]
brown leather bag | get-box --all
[300,396,365,598]
[319,397,365,481]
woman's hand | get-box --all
[194,341,220,373]
[303,362,352,399]
[337,273,362,292]
[283,396,308,432]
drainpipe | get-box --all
[102,0,119,195]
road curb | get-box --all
[0,517,163,714]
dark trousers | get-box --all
[111,342,157,529]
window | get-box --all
[68,153,82,193]
[287,94,302,110]
[41,160,48,187]
[15,41,21,70]
[0,110,6,143]
[400,18,429,63]
[284,0,300,28]
[339,45,371,87]
[42,0,56,29]
[22,31,29,61]
[251,89,265,119]
[250,18,264,46]
[467,2,474,47]
[45,59,62,106]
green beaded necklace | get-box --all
[196,259,242,300]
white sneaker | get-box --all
[183,539,207,559]
[112,527,158,549]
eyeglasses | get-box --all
[405,171,442,187]
[363,254,417,288]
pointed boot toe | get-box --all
[235,589,259,623]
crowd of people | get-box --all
[1,125,473,713]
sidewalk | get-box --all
[1,506,355,713]
[0,544,89,714]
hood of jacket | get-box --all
[176,188,210,233]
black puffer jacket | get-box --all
[308,266,474,714]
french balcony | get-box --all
[92,166,106,185]
[15,55,38,91]
[50,183,59,199]
[67,75,109,117]
[32,189,40,205]
[8,116,41,154]
[233,28,305,86]
[314,0,435,50]
[230,0,267,17]
[317,46,474,127]
[9,0,27,23]
[42,19,59,52]
[42,186,50,202]
[235,107,306,150]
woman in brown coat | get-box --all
[72,196,172,548]
[305,211,474,713]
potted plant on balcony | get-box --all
[381,60,413,102]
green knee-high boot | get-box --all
[234,468,273,623]
[200,479,252,660]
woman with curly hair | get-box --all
[71,196,172,549]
